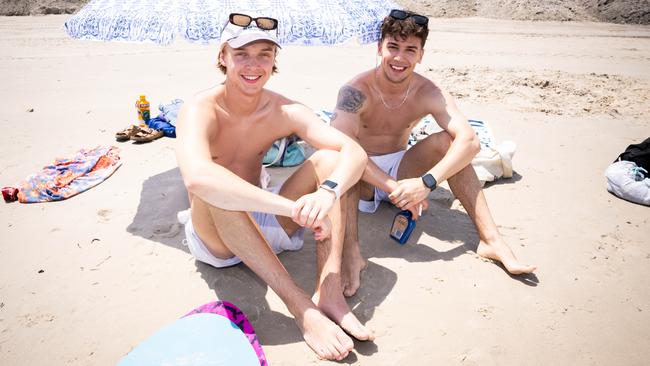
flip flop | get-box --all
[131,126,164,143]
[115,125,139,142]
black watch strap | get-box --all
[421,173,437,191]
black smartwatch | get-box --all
[421,173,437,191]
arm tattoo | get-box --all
[336,85,366,113]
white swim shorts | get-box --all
[358,150,407,213]
[180,187,305,268]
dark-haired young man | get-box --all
[176,13,372,361]
[332,10,536,287]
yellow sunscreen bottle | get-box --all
[136,95,151,125]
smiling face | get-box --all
[218,40,278,93]
[377,35,424,84]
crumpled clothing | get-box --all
[18,146,121,203]
[145,99,183,137]
[605,160,650,206]
[146,116,176,138]
[158,99,183,127]
[472,141,516,185]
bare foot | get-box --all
[342,241,367,297]
[313,292,375,342]
[297,306,354,361]
[477,238,536,274]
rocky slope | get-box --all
[1,0,648,24]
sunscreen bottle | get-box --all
[389,210,417,245]
[136,95,151,124]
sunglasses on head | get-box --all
[229,13,278,31]
[389,9,429,27]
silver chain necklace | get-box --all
[374,68,413,110]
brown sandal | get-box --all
[115,125,139,142]
[130,126,164,143]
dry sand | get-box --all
[1,14,649,366]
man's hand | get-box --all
[384,178,428,220]
[388,178,431,216]
[407,200,429,220]
[291,188,337,229]
[312,216,332,241]
[382,178,400,197]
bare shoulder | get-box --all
[183,86,223,116]
[186,87,220,112]
[335,70,374,113]
[413,73,443,98]
[413,73,452,109]
[278,96,323,131]
[252,90,315,136]
[268,89,307,117]
[177,87,222,133]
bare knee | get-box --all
[308,149,340,179]
[428,131,452,159]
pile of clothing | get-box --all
[115,99,182,143]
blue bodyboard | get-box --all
[118,313,259,366]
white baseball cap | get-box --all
[219,15,281,51]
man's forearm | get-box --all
[183,162,295,217]
[362,158,397,194]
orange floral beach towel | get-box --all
[17,146,121,203]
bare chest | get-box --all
[208,117,288,177]
[360,107,420,138]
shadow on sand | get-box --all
[126,167,190,252]
[196,246,397,349]
[358,177,539,286]
[483,171,523,188]
[126,167,397,351]
[126,167,537,352]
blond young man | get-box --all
[176,13,373,361]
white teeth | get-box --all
[242,75,259,80]
[391,65,406,71]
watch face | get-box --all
[322,180,338,189]
[422,174,436,189]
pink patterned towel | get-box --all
[17,145,121,203]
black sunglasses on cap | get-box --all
[389,9,429,27]
[229,13,278,31]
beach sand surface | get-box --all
[0,15,649,365]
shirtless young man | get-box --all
[175,14,373,361]
[331,9,536,282]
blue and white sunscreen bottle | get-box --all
[389,210,417,245]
